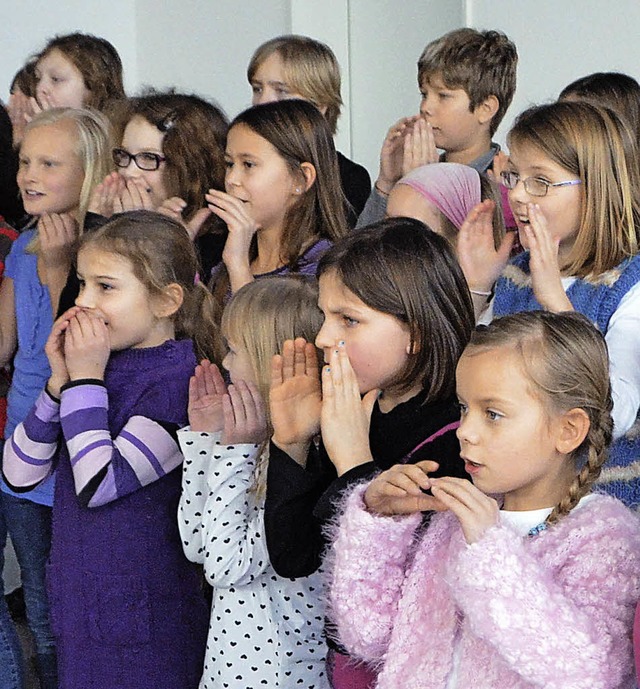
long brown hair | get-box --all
[79,210,220,362]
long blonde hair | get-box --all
[23,107,113,233]
[508,101,640,277]
[465,311,612,526]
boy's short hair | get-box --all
[418,28,517,135]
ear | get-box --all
[474,94,500,126]
[555,407,590,455]
[152,283,184,319]
[297,162,317,194]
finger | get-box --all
[186,207,212,241]
[188,375,200,406]
[227,384,247,427]
[244,380,267,431]
[361,388,379,421]
[303,341,320,377]
[208,362,227,397]
[222,393,236,433]
[280,339,295,381]
[293,337,307,377]
[336,342,359,397]
[426,122,439,163]
[271,353,284,388]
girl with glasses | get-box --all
[458,100,640,509]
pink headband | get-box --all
[397,163,481,230]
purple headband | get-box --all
[397,163,481,230]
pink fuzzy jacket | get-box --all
[328,486,640,689]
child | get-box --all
[178,275,329,688]
[248,35,371,225]
[0,106,111,689]
[328,310,640,689]
[87,91,229,281]
[386,161,506,250]
[208,99,347,302]
[464,101,640,507]
[3,211,215,689]
[357,28,517,228]
[559,72,640,144]
[265,217,474,687]
[32,32,125,114]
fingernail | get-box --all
[338,340,345,347]
[325,367,330,373]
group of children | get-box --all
[0,22,638,689]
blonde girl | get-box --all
[3,211,217,689]
[178,275,329,688]
[0,106,111,689]
[248,35,371,224]
[462,100,640,507]
[328,310,640,689]
[208,98,346,307]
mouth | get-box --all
[23,190,45,198]
[462,458,483,475]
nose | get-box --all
[75,287,94,310]
[314,319,333,352]
[419,93,432,118]
[507,178,530,208]
[225,163,241,189]
[35,78,48,100]
[456,413,478,446]
[119,159,139,180]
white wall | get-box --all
[468,0,640,150]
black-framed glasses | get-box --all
[500,170,582,197]
[112,148,166,172]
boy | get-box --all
[358,28,518,227]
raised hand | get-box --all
[188,360,228,432]
[64,310,111,381]
[158,196,212,241]
[320,341,378,476]
[269,338,321,466]
[88,172,126,218]
[37,213,79,283]
[376,115,421,195]
[429,476,499,544]
[524,203,573,312]
[6,91,32,146]
[402,117,439,175]
[364,461,445,516]
[222,379,268,445]
[112,177,156,214]
[456,200,514,310]
[44,306,82,397]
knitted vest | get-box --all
[494,251,640,509]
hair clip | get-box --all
[158,110,178,133]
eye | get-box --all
[251,85,262,95]
[242,161,256,169]
[224,159,234,169]
[18,157,28,167]
[51,76,62,84]
[438,92,450,99]
[99,282,113,291]
[342,314,358,327]
[486,409,503,421]
[42,159,55,168]
[419,91,427,100]
[275,88,290,98]
[458,402,468,416]
[77,278,86,289]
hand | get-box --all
[7,91,32,146]
[207,190,259,266]
[222,379,268,445]
[158,196,212,241]
[188,360,228,432]
[402,117,439,175]
[88,172,126,218]
[376,115,421,194]
[269,338,321,466]
[37,213,79,283]
[364,461,446,515]
[320,341,378,476]
[64,310,111,381]
[487,150,509,182]
[524,203,573,312]
[29,95,50,116]
[456,200,514,293]
[112,177,156,214]
[44,307,82,397]
[429,477,499,543]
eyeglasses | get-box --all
[500,171,582,197]
[112,148,166,172]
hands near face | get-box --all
[37,213,79,284]
[377,116,439,195]
[45,307,111,396]
[88,172,156,218]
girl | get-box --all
[87,91,229,281]
[461,101,640,507]
[208,99,346,304]
[3,211,215,689]
[327,310,640,689]
[265,217,474,687]
[248,35,371,225]
[178,275,329,688]
[33,32,125,114]
[0,106,111,689]
[385,162,506,249]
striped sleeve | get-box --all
[2,389,60,490]
[60,381,184,508]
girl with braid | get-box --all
[326,311,640,689]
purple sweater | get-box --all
[4,339,208,689]
[329,486,640,689]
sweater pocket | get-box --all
[84,572,151,646]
